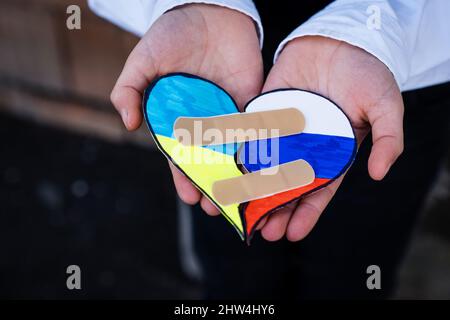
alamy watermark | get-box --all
[366,264,381,290]
[366,5,381,30]
[173,124,281,174]
[66,265,81,290]
[66,5,81,30]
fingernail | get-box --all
[120,109,129,128]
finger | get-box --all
[261,207,292,242]
[367,95,404,180]
[286,177,342,242]
[111,41,158,130]
[168,162,201,205]
[255,203,289,233]
[262,68,299,93]
[256,217,267,230]
[200,196,220,216]
[261,49,311,94]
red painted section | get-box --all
[244,178,330,236]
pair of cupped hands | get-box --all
[111,4,404,242]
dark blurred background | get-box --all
[0,0,449,299]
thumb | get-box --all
[367,94,404,180]
[111,40,158,131]
[261,64,307,93]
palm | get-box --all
[123,4,262,111]
[259,36,404,241]
[111,4,263,214]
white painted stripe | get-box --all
[246,90,354,139]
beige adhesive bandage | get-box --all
[212,159,315,206]
[173,108,305,146]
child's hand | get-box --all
[111,4,263,214]
[257,36,404,242]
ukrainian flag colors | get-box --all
[144,74,245,237]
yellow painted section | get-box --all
[156,134,244,235]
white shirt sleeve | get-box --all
[88,0,263,47]
[274,0,450,92]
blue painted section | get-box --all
[240,133,356,179]
[145,75,236,137]
[145,74,240,155]
[205,143,241,156]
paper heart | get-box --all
[143,73,357,243]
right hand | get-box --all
[111,4,263,214]
[256,36,404,242]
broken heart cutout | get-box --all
[143,73,357,243]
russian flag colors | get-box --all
[240,90,356,237]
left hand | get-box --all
[109,4,263,215]
[258,36,404,242]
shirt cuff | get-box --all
[89,0,263,48]
[273,1,409,90]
